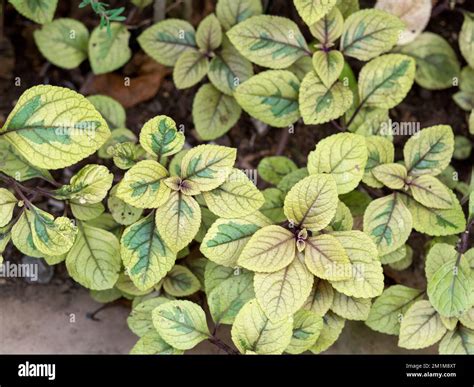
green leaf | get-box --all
[152,300,210,350]
[389,245,414,271]
[336,0,360,18]
[216,0,263,31]
[460,308,474,329]
[89,23,131,75]
[116,160,170,209]
[235,70,301,127]
[131,331,184,355]
[312,50,344,89]
[347,107,390,138]
[107,185,143,226]
[303,278,334,316]
[453,135,472,160]
[238,225,296,273]
[110,142,146,170]
[460,12,474,68]
[180,144,236,192]
[358,54,415,109]
[90,288,122,304]
[70,201,104,221]
[329,231,384,298]
[138,19,197,67]
[400,192,465,237]
[0,139,53,182]
[254,255,313,322]
[277,168,308,194]
[400,33,461,90]
[409,175,453,209]
[307,132,368,194]
[372,163,407,190]
[380,245,407,265]
[284,174,338,232]
[260,188,286,223]
[121,213,176,291]
[200,213,271,267]
[363,194,413,255]
[87,95,126,129]
[305,234,351,281]
[365,285,424,335]
[258,156,297,185]
[163,265,201,297]
[208,269,255,325]
[326,200,354,232]
[404,125,454,176]
[34,18,89,69]
[193,83,241,141]
[310,311,345,354]
[139,115,184,159]
[294,0,337,25]
[127,297,170,337]
[196,13,222,51]
[398,300,447,349]
[287,56,313,81]
[66,222,121,290]
[0,189,17,227]
[285,310,323,354]
[26,206,77,256]
[155,191,201,252]
[116,273,153,297]
[299,71,353,125]
[427,253,472,318]
[11,212,43,257]
[363,137,395,188]
[204,261,234,294]
[231,299,293,354]
[173,51,209,89]
[330,291,371,321]
[309,7,344,43]
[54,164,113,204]
[208,37,254,95]
[453,91,474,111]
[9,0,57,24]
[203,169,264,218]
[0,85,110,170]
[340,9,404,61]
[439,325,474,354]
[227,15,310,69]
[425,243,458,280]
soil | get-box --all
[0,0,472,354]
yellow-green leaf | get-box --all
[70,201,104,221]
[139,115,184,159]
[258,156,297,185]
[372,163,407,190]
[121,213,176,291]
[173,51,209,89]
[285,309,323,354]
[9,0,57,24]
[107,185,143,226]
[200,213,271,267]
[398,300,447,349]
[203,169,264,218]
[404,125,454,177]
[227,15,310,69]
[460,12,474,68]
[409,175,453,209]
[439,325,474,354]
[309,7,344,43]
[284,174,338,232]
[11,211,43,257]
[0,85,110,169]
[89,23,131,75]
[163,265,201,297]
[231,299,293,354]
[152,300,210,350]
[310,311,345,354]
[234,70,301,127]
[87,95,126,130]
[155,191,201,252]
[216,0,263,30]
[127,297,170,337]
[330,291,371,321]
[358,54,416,109]
[34,18,89,69]
[193,83,241,141]
[312,50,344,89]
[131,331,184,355]
[305,234,351,281]
[303,278,334,316]
[363,137,395,188]
[254,255,314,322]
[116,160,170,209]
[300,71,353,125]
[307,132,368,194]
[196,13,222,51]
[238,225,296,273]
[363,194,413,255]
[294,0,336,25]
[66,222,121,290]
[180,144,236,192]
[340,9,404,61]
[0,188,16,227]
[365,285,424,335]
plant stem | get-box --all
[275,127,290,155]
[208,336,239,355]
[330,120,345,132]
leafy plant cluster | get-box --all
[1,0,473,355]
